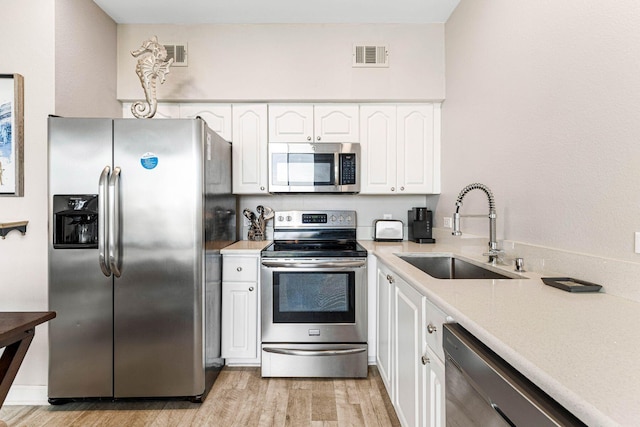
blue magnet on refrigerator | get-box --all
[140,152,158,170]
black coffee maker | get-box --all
[408,207,435,244]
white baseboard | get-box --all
[3,385,49,406]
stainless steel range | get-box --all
[260,210,368,378]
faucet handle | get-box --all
[483,248,505,264]
[514,257,526,272]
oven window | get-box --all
[273,271,355,323]
[271,153,336,186]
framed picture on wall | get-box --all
[0,73,24,197]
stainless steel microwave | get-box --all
[268,142,360,193]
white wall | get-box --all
[55,0,121,117]
[440,0,640,263]
[0,0,117,404]
[117,24,445,102]
[0,0,56,397]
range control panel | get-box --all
[274,210,357,229]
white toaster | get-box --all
[373,219,404,241]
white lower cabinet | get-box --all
[426,346,446,427]
[221,254,260,364]
[377,266,394,396]
[377,262,448,427]
[394,275,426,427]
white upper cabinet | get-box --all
[268,104,313,142]
[180,103,232,141]
[232,104,269,194]
[397,104,440,194]
[313,105,360,142]
[360,103,441,194]
[269,104,359,143]
[360,105,397,194]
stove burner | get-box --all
[261,240,368,258]
[273,241,359,251]
[262,210,367,258]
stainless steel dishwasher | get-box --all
[443,323,586,426]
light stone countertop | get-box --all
[221,240,271,254]
[362,240,639,427]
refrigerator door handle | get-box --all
[108,166,122,278]
[98,166,112,277]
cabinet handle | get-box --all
[307,136,312,141]
[421,355,430,365]
[317,136,321,141]
[400,186,405,191]
[237,267,242,272]
[386,274,394,284]
[249,286,254,292]
[260,186,265,191]
[427,323,437,334]
[390,187,395,192]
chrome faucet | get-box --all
[452,183,503,264]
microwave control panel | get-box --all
[339,153,357,185]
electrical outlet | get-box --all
[383,213,392,219]
[443,217,452,229]
[635,232,640,254]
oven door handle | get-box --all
[263,347,367,357]
[261,260,367,269]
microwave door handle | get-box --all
[98,166,112,277]
[261,260,367,269]
[335,152,341,186]
[108,167,122,278]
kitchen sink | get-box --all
[396,254,522,280]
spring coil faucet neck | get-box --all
[452,183,503,264]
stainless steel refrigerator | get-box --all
[47,117,236,403]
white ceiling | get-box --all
[92,0,460,24]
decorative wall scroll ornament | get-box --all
[130,36,174,119]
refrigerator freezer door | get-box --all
[48,118,114,399]
[112,119,205,398]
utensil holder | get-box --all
[248,228,265,241]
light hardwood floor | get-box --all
[0,367,400,426]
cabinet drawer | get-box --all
[425,299,449,362]
[223,256,258,282]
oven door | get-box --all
[261,258,367,344]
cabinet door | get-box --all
[376,266,394,397]
[314,104,359,142]
[426,347,446,427]
[397,104,440,194]
[424,298,449,363]
[180,103,232,141]
[232,104,269,194]
[268,104,314,142]
[394,277,426,427]
[360,105,397,194]
[221,281,258,359]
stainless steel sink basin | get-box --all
[396,254,521,280]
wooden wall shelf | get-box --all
[0,221,28,239]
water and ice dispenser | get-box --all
[53,195,99,249]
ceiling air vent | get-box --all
[353,44,389,68]
[163,43,188,67]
